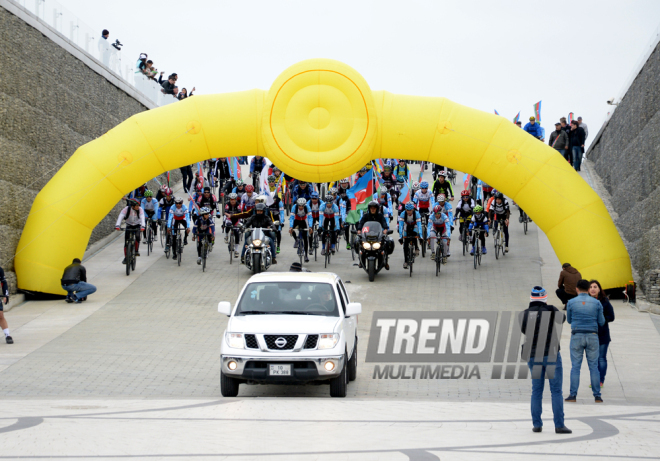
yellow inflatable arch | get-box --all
[15,59,631,293]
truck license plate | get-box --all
[269,364,291,376]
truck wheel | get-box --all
[221,371,240,397]
[348,339,358,382]
[329,354,348,397]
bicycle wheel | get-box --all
[202,239,208,272]
[421,228,427,258]
[409,246,414,277]
[229,231,234,264]
[177,234,182,266]
[478,241,482,266]
[524,216,528,235]
[313,231,318,261]
[125,240,132,276]
[147,227,152,256]
[494,231,500,260]
[298,236,304,266]
[160,222,166,247]
[473,241,478,270]
[435,251,441,276]
[462,228,468,256]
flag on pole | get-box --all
[166,171,170,187]
[463,173,471,191]
[513,112,520,124]
[494,109,500,115]
[274,174,284,196]
[197,162,204,188]
[568,112,574,124]
[399,180,411,205]
[418,162,425,182]
[229,157,241,180]
[188,190,201,214]
[376,158,386,173]
[345,169,375,222]
[260,162,274,206]
[533,101,542,123]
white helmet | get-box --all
[296,198,307,206]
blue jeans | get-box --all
[572,146,582,170]
[569,333,601,397]
[599,342,609,384]
[61,282,97,300]
[528,352,564,428]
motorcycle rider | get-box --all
[357,200,391,270]
[241,203,277,265]
[398,202,422,269]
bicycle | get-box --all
[323,230,333,268]
[228,225,242,264]
[492,217,506,260]
[522,210,529,235]
[145,223,154,256]
[297,229,307,266]
[404,236,417,277]
[159,215,167,248]
[419,212,429,258]
[123,226,140,276]
[199,232,212,272]
[172,226,184,266]
[311,222,320,261]
[430,236,448,276]
[471,228,486,270]
[348,223,360,261]
[447,169,457,185]
[456,216,472,256]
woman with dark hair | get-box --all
[177,87,195,100]
[588,280,615,387]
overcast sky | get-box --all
[59,0,660,147]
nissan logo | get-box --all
[275,337,287,348]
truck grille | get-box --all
[245,334,258,349]
[304,335,318,349]
[264,335,298,350]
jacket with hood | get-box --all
[558,265,582,295]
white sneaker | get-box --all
[197,257,202,265]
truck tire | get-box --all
[221,371,240,397]
[329,354,348,397]
[348,339,358,382]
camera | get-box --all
[607,97,616,105]
[112,39,123,51]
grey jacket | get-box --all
[548,130,569,151]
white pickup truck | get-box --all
[218,272,360,397]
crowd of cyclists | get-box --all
[114,156,529,274]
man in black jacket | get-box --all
[0,266,13,344]
[519,286,571,434]
[241,203,277,265]
[568,121,586,171]
[61,258,97,304]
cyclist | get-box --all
[319,194,340,255]
[0,265,13,344]
[266,175,285,254]
[115,198,146,264]
[158,187,175,222]
[434,194,453,256]
[432,171,454,201]
[216,157,232,191]
[196,186,220,217]
[428,204,451,262]
[398,202,422,269]
[393,159,410,183]
[354,166,368,183]
[240,184,257,212]
[454,190,476,242]
[223,193,245,257]
[292,181,312,203]
[308,191,322,252]
[488,192,510,253]
[289,198,312,262]
[376,186,393,221]
[468,205,489,256]
[232,179,247,196]
[192,171,204,192]
[413,181,434,221]
[336,178,354,249]
[192,207,215,265]
[482,182,494,204]
[140,190,159,242]
[248,155,266,185]
[241,203,278,265]
[166,197,191,261]
[155,183,169,202]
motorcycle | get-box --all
[244,223,279,274]
[353,221,394,282]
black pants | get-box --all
[291,220,309,253]
[402,230,419,262]
[142,211,157,239]
[180,166,193,193]
[322,218,337,246]
[124,224,141,255]
[171,220,188,256]
[492,218,509,246]
[470,229,487,247]
[556,288,577,306]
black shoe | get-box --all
[304,257,309,263]
[184,239,188,246]
[595,397,603,403]
[135,251,140,257]
[532,427,542,433]
[384,262,390,270]
[122,258,127,265]
[5,336,13,344]
[65,296,74,304]
[555,427,572,434]
[272,259,277,265]
[74,298,83,304]
[564,396,576,402]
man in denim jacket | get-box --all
[565,279,605,403]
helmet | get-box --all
[474,205,484,213]
[340,178,350,184]
[461,190,470,197]
[296,198,307,206]
[398,158,406,163]
[126,198,140,207]
[325,194,334,203]
[368,200,379,209]
[412,182,420,191]
[437,194,446,202]
[255,203,267,212]
[495,192,504,200]
[311,192,319,199]
[379,186,388,195]
[195,183,203,191]
[254,195,266,204]
[438,170,447,177]
[160,184,168,191]
[272,165,280,172]
[174,197,184,204]
[433,204,444,213]
[245,184,255,193]
[200,206,211,215]
[203,186,211,193]
[163,187,172,197]
[235,179,244,187]
[360,167,367,173]
[228,193,238,200]
[384,164,392,171]
[529,116,536,121]
[420,181,429,189]
[329,187,338,194]
[405,202,415,211]
[143,190,153,198]
[298,181,307,186]
[267,175,276,183]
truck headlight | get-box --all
[362,242,371,250]
[318,333,339,350]
[226,333,244,349]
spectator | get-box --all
[217,157,232,188]
[160,75,176,95]
[61,258,97,304]
[556,262,581,308]
[568,121,586,171]
[519,286,571,434]
[0,265,13,344]
[577,116,588,141]
[549,122,569,160]
[180,164,194,193]
[565,279,605,403]
[98,29,111,67]
[516,121,522,128]
[173,86,179,97]
[177,87,196,100]
[145,61,158,80]
[559,117,571,135]
[589,279,615,388]
[136,53,148,76]
[524,116,543,140]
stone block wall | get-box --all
[588,41,660,298]
[0,6,178,293]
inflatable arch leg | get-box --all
[15,59,631,293]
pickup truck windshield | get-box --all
[235,282,339,317]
